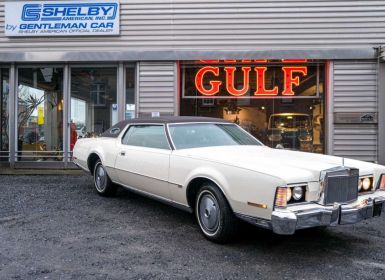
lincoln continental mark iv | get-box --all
[73,117,385,243]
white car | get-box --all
[73,116,385,243]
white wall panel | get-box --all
[0,1,385,53]
[137,62,176,116]
[333,61,378,162]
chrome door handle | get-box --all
[120,151,126,156]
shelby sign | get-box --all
[4,1,120,36]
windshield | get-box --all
[168,123,262,149]
[269,115,311,129]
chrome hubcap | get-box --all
[199,193,219,232]
[95,164,106,192]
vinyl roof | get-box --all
[126,116,231,124]
[100,116,232,138]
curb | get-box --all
[0,169,86,175]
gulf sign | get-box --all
[191,60,310,98]
[4,0,120,36]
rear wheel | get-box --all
[195,183,238,243]
[93,160,117,196]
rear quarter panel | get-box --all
[73,138,94,171]
[73,138,119,181]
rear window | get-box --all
[100,121,128,138]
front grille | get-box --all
[322,168,359,205]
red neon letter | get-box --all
[224,67,251,96]
[253,67,278,96]
[282,59,308,63]
[282,66,308,96]
[254,59,268,63]
[199,60,219,63]
[195,66,222,96]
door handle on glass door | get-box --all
[120,151,126,156]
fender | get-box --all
[184,166,230,196]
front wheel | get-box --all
[93,160,118,197]
[195,183,238,243]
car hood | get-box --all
[173,145,379,184]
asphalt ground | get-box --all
[1,174,385,280]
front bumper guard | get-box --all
[271,196,385,235]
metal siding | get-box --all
[138,61,176,116]
[333,61,378,162]
[0,1,385,52]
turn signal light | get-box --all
[275,187,288,208]
[379,174,385,190]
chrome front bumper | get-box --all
[271,193,385,235]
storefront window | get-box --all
[70,67,117,147]
[0,68,9,161]
[180,60,325,153]
[125,66,136,119]
[17,67,64,161]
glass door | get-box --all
[70,67,117,156]
[17,67,64,161]
[0,68,10,161]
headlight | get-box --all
[379,174,385,190]
[286,188,292,202]
[358,176,374,193]
[292,186,303,200]
[362,178,371,191]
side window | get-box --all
[121,125,170,150]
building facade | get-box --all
[0,0,384,168]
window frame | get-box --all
[121,123,172,150]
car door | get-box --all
[114,124,172,199]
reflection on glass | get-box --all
[126,66,135,119]
[268,113,314,152]
[169,123,261,149]
[17,67,64,161]
[180,62,325,153]
[0,69,10,161]
[70,68,117,145]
